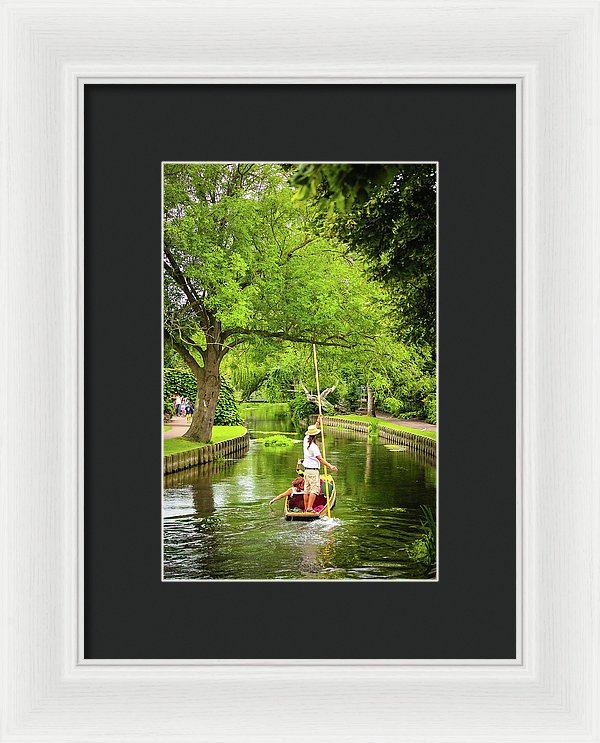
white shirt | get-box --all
[303,436,321,468]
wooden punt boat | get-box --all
[284,474,336,521]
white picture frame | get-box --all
[1,1,599,741]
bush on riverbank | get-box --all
[214,378,244,425]
[163,368,243,425]
[407,505,436,573]
[423,393,437,424]
[288,396,318,427]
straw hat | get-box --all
[305,424,321,436]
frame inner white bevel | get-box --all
[2,2,599,742]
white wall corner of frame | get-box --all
[1,1,599,741]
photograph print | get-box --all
[162,163,437,580]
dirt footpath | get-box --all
[374,411,437,432]
[164,416,190,439]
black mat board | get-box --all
[85,84,516,659]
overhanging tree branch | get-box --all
[169,338,203,377]
[163,246,211,330]
[221,328,353,348]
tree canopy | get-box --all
[163,163,394,440]
[290,164,437,349]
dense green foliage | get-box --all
[291,163,436,349]
[164,368,197,401]
[214,378,243,426]
[163,368,242,425]
[164,163,391,440]
[260,434,296,448]
[288,395,319,427]
[290,163,401,212]
[407,505,437,572]
[423,393,437,425]
[222,335,435,422]
[164,163,437,438]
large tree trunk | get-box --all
[366,383,376,417]
[184,346,222,443]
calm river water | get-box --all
[163,404,437,580]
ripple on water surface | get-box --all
[163,415,436,580]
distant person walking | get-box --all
[174,393,182,416]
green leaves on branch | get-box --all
[164,163,387,357]
[290,164,401,212]
[290,163,437,350]
[164,162,436,437]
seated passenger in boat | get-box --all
[269,477,304,507]
[269,475,335,513]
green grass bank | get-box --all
[163,425,247,455]
[335,414,437,440]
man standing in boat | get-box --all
[303,415,338,513]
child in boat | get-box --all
[269,477,304,507]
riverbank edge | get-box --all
[163,430,250,474]
[321,416,437,460]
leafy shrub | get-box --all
[407,505,436,570]
[163,368,243,425]
[368,421,380,438]
[383,397,402,417]
[396,410,419,420]
[289,396,318,427]
[423,393,437,424]
[214,377,243,425]
[164,398,174,421]
[163,367,197,401]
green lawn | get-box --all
[334,414,437,440]
[163,425,171,432]
[163,425,247,455]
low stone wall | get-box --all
[321,416,436,461]
[163,431,250,475]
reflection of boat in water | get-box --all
[284,474,336,521]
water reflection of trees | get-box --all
[329,426,436,468]
[164,411,437,580]
[164,461,235,518]
[164,460,231,490]
[410,449,436,470]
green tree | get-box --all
[164,163,385,442]
[291,164,437,349]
